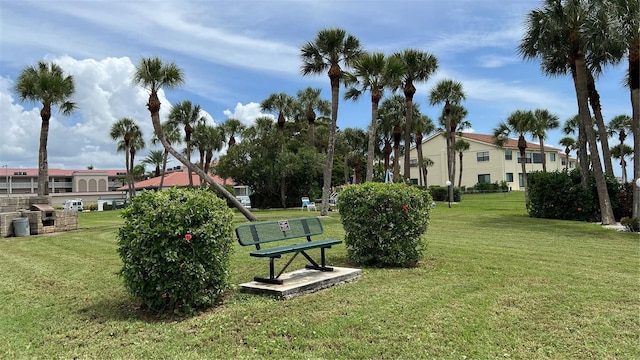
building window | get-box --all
[561,157,567,166]
[505,150,512,161]
[478,174,491,183]
[518,153,532,163]
[569,161,574,168]
[409,159,418,167]
[519,173,524,188]
[533,152,543,164]
[506,173,514,182]
[477,151,490,162]
[410,178,418,185]
[550,153,556,162]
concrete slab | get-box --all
[239,266,362,300]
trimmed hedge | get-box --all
[117,188,234,315]
[527,170,620,222]
[337,183,432,267]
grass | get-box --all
[0,192,638,359]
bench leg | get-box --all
[302,249,334,272]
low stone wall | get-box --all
[0,211,21,237]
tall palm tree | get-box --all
[392,49,439,181]
[493,110,535,209]
[454,138,470,188]
[142,150,165,178]
[168,100,206,187]
[413,114,435,186]
[430,79,465,199]
[531,109,560,172]
[110,117,142,198]
[520,0,615,224]
[559,136,577,172]
[608,114,633,182]
[132,56,256,221]
[422,158,435,187]
[342,128,368,184]
[14,61,76,197]
[607,0,639,218]
[296,87,330,147]
[261,92,296,133]
[129,134,146,190]
[344,52,403,182]
[150,120,182,188]
[221,118,245,147]
[610,144,633,183]
[301,27,363,215]
[192,123,224,186]
[377,96,403,177]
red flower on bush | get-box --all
[161,293,167,299]
[577,207,582,212]
[185,233,192,242]
[402,205,409,212]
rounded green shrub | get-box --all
[117,187,234,314]
[337,183,432,267]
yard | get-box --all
[0,192,638,359]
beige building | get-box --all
[404,132,578,190]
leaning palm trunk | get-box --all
[147,91,257,221]
[416,134,424,186]
[159,149,169,188]
[574,56,615,224]
[587,71,614,175]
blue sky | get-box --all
[0,0,633,179]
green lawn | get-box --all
[0,192,638,359]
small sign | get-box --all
[278,220,290,232]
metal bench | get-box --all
[235,217,342,285]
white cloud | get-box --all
[1,56,175,170]
[222,102,274,128]
[477,55,519,68]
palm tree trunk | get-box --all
[574,55,615,224]
[571,64,590,188]
[125,146,132,199]
[587,71,614,175]
[129,149,136,197]
[416,134,424,186]
[160,149,169,189]
[366,98,379,182]
[321,67,341,216]
[539,141,547,172]
[518,141,529,209]
[629,47,640,219]
[186,141,193,188]
[403,89,415,182]
[565,149,570,172]
[458,152,463,188]
[38,105,51,197]
[147,91,257,221]
[445,104,454,203]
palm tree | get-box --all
[192,123,225,186]
[608,114,633,182]
[132,56,256,221]
[413,114,435,186]
[493,110,535,209]
[301,28,363,215]
[607,0,639,218]
[559,136,577,172]
[296,87,330,147]
[422,158,434,187]
[611,144,633,183]
[344,52,403,182]
[392,49,439,181]
[220,118,245,147]
[429,79,465,200]
[261,92,296,133]
[150,120,182,188]
[168,100,206,187]
[531,109,560,172]
[454,138,470,188]
[14,61,76,197]
[343,128,368,184]
[110,117,142,198]
[520,0,615,224]
[142,150,164,178]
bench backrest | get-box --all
[236,217,324,248]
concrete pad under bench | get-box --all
[239,266,362,299]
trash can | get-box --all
[13,217,30,237]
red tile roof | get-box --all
[119,171,234,191]
[460,132,561,152]
[3,168,126,176]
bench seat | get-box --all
[250,238,342,257]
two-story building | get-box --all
[404,132,578,190]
